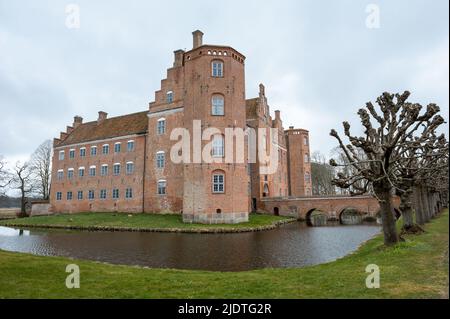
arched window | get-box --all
[211,60,223,77]
[156,151,165,168]
[211,95,224,116]
[157,180,167,195]
[166,91,173,103]
[304,153,309,163]
[212,171,225,193]
[263,183,269,197]
[212,135,224,157]
[157,118,166,135]
[305,172,311,183]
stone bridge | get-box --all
[260,195,401,223]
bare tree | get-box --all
[329,91,441,245]
[311,151,336,195]
[0,156,10,194]
[30,140,52,200]
[10,161,36,216]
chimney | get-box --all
[192,30,204,49]
[289,126,294,130]
[275,110,281,119]
[98,111,108,124]
[173,49,185,67]
[73,115,83,128]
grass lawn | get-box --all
[0,212,293,232]
[0,210,448,298]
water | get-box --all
[0,223,380,271]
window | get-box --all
[67,168,74,179]
[212,135,224,157]
[89,165,96,176]
[59,151,64,160]
[212,60,223,77]
[157,180,166,195]
[101,164,108,176]
[78,167,85,177]
[157,118,166,135]
[166,91,173,103]
[100,189,107,199]
[69,149,75,159]
[102,144,109,154]
[125,188,133,199]
[57,170,64,180]
[212,173,225,193]
[90,146,97,156]
[114,142,121,153]
[126,162,134,174]
[80,147,86,157]
[304,136,308,146]
[77,191,83,200]
[112,188,119,199]
[304,154,309,163]
[305,172,311,183]
[127,140,135,152]
[113,163,121,175]
[56,192,62,200]
[88,190,95,200]
[156,152,165,168]
[67,191,73,200]
[212,95,224,115]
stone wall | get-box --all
[31,202,52,216]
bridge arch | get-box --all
[339,207,363,225]
[305,208,328,226]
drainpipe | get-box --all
[142,134,147,213]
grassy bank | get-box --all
[0,212,294,233]
[0,210,448,298]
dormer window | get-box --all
[166,91,173,103]
[211,60,223,77]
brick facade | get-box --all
[50,30,311,223]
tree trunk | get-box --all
[420,186,430,223]
[400,189,424,234]
[375,185,399,245]
[414,186,424,225]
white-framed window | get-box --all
[304,154,309,163]
[113,163,121,175]
[78,167,85,177]
[57,169,64,180]
[90,146,97,156]
[67,168,74,179]
[59,150,65,160]
[211,60,223,77]
[127,140,135,152]
[157,118,166,135]
[125,187,133,199]
[80,147,86,157]
[212,135,224,157]
[156,151,165,168]
[69,149,75,159]
[102,144,109,154]
[212,173,225,193]
[56,192,62,200]
[212,95,224,115]
[166,91,173,103]
[88,190,95,200]
[157,180,166,195]
[114,142,121,153]
[77,191,83,200]
[305,172,311,183]
[101,164,108,176]
[89,165,96,176]
[100,189,107,199]
[112,188,119,199]
[126,161,134,174]
[67,191,73,200]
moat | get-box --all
[0,222,380,271]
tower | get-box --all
[285,127,312,197]
[181,31,249,223]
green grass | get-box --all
[0,210,448,298]
[0,212,292,231]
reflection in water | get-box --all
[0,223,380,271]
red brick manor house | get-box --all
[50,31,311,224]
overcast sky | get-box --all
[0,0,448,165]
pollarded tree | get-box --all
[329,91,441,245]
